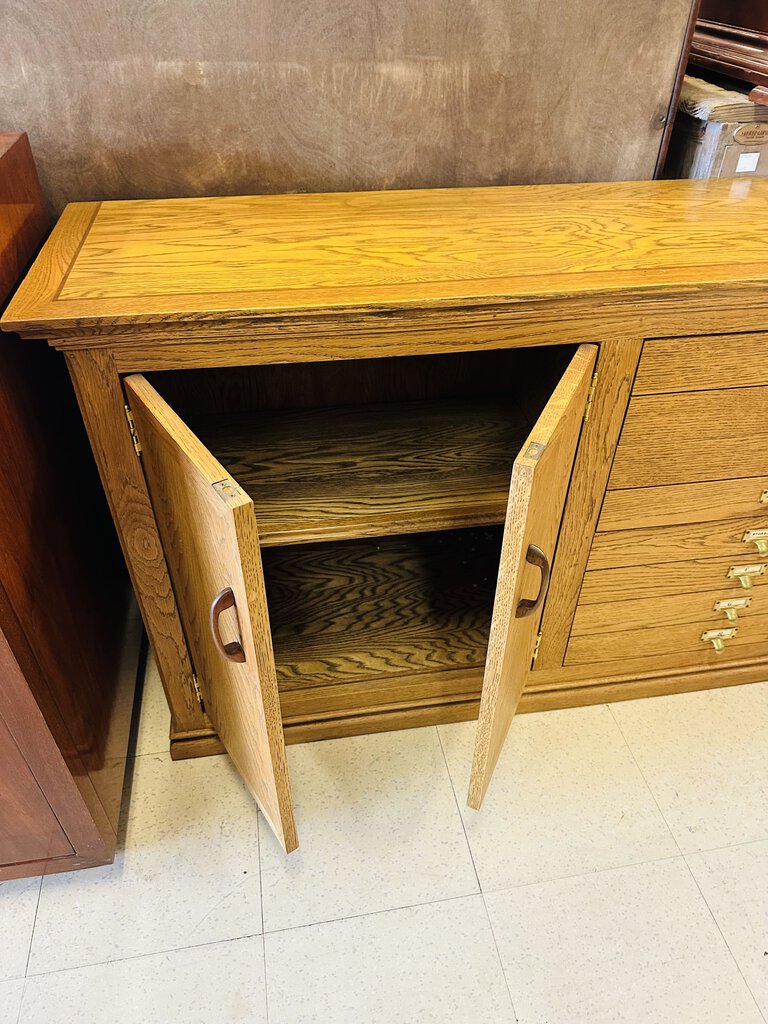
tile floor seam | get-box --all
[607,702,685,856]
[476,850,685,898]
[22,878,43,979]
[14,977,28,1024]
[682,853,768,1024]
[261,932,270,1024]
[435,726,482,892]
[262,889,484,937]
[22,931,265,980]
[479,890,520,1023]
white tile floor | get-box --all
[2,661,768,1023]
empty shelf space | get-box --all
[198,399,530,546]
[263,528,500,717]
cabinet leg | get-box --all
[65,348,210,740]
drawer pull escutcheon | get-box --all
[515,544,551,618]
[727,563,766,589]
[713,596,751,623]
[743,528,768,556]
[701,627,737,653]
[209,587,246,663]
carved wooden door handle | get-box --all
[515,544,551,618]
[209,587,246,662]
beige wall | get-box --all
[1,1,694,213]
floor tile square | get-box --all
[134,655,171,757]
[265,896,513,1023]
[439,705,677,892]
[485,857,763,1024]
[688,839,768,1018]
[28,753,262,974]
[0,979,24,1024]
[19,936,266,1024]
[259,729,478,931]
[0,877,40,980]
[612,683,768,853]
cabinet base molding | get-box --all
[169,659,768,760]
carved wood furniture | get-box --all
[4,179,768,853]
[691,0,768,100]
[0,132,142,879]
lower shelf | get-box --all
[262,528,501,723]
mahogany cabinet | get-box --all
[0,133,142,879]
[4,179,768,854]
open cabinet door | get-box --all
[468,344,598,809]
[125,375,298,853]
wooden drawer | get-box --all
[579,554,768,604]
[634,334,768,395]
[572,589,762,636]
[588,515,768,570]
[565,610,768,666]
[608,386,768,489]
[598,477,768,532]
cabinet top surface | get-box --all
[4,177,768,337]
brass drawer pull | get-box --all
[209,587,246,663]
[701,627,737,653]
[743,528,768,556]
[727,563,766,589]
[713,596,751,623]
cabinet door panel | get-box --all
[126,375,297,853]
[468,344,597,808]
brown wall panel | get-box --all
[0,1,693,213]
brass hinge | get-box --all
[192,672,205,712]
[583,371,598,423]
[531,630,543,668]
[124,404,142,456]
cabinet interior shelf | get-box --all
[263,528,500,723]
[198,398,529,547]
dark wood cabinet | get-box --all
[0,133,142,879]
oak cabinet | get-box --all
[4,180,768,854]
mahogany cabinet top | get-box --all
[4,177,768,339]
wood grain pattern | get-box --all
[598,477,768,531]
[65,348,205,737]
[579,554,768,605]
[634,333,768,394]
[571,588,762,635]
[608,386,768,489]
[199,400,530,546]
[588,515,768,570]
[536,338,644,668]
[125,374,297,853]
[263,529,499,693]
[0,0,692,214]
[0,132,48,301]
[174,656,768,755]
[8,178,768,338]
[468,344,597,808]
[565,611,768,665]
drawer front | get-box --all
[588,515,768,571]
[608,386,768,489]
[598,477,768,532]
[565,612,768,666]
[579,554,768,604]
[572,589,761,636]
[634,334,768,395]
